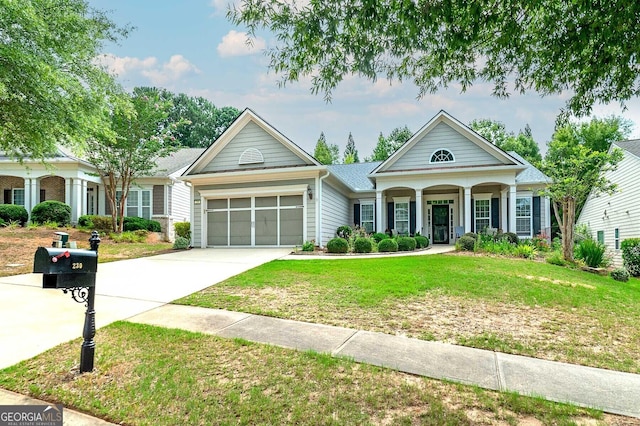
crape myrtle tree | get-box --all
[84,88,180,233]
[540,116,630,261]
[0,0,130,159]
[230,1,640,117]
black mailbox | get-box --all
[33,247,98,289]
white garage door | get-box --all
[206,195,303,246]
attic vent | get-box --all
[238,148,264,165]
[430,149,455,163]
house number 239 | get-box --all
[72,262,83,270]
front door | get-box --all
[432,205,449,244]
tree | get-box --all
[230,1,640,116]
[136,88,241,148]
[540,121,627,261]
[367,126,412,161]
[343,132,359,164]
[0,0,129,159]
[84,88,179,233]
[313,132,339,165]
[470,119,541,165]
[577,116,633,153]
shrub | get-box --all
[90,216,114,233]
[503,232,519,245]
[378,238,398,252]
[575,238,608,268]
[174,222,191,240]
[415,235,429,248]
[123,216,162,232]
[372,232,389,243]
[456,235,476,251]
[173,236,190,250]
[30,200,71,226]
[532,233,551,251]
[0,217,4,226]
[336,225,352,239]
[546,251,567,266]
[463,232,477,240]
[610,268,630,282]
[621,238,640,277]
[327,237,349,253]
[514,244,537,259]
[109,230,148,243]
[0,204,28,226]
[78,215,94,228]
[397,236,417,251]
[302,240,315,252]
[353,237,372,253]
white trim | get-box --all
[515,196,533,237]
[238,148,264,165]
[359,201,375,234]
[199,184,308,199]
[473,192,493,200]
[392,196,410,203]
[474,198,491,232]
[429,148,455,164]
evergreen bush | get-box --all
[336,225,352,239]
[327,237,349,253]
[503,232,519,245]
[0,204,28,226]
[353,237,372,253]
[610,268,630,282]
[378,239,398,252]
[174,221,191,240]
[621,238,640,277]
[30,200,70,226]
[123,216,161,232]
[372,232,389,243]
[415,235,429,248]
[397,236,417,251]
[173,236,190,250]
[456,235,476,251]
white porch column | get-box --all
[376,190,383,233]
[98,184,106,215]
[415,189,423,235]
[65,178,71,206]
[501,189,508,232]
[458,187,464,226]
[81,180,88,216]
[544,196,552,232]
[509,185,517,233]
[72,179,82,223]
[31,178,38,206]
[23,178,32,214]
[464,187,472,233]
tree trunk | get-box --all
[559,197,576,262]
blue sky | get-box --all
[89,0,639,158]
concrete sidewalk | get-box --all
[129,304,640,420]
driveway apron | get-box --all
[0,248,289,370]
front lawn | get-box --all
[0,321,609,425]
[177,254,640,373]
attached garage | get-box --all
[201,185,307,247]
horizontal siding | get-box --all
[578,152,640,266]
[171,182,191,222]
[321,181,350,245]
[201,122,308,173]
[388,122,503,171]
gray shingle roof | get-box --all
[508,151,549,184]
[151,148,205,177]
[328,162,381,191]
[615,139,640,158]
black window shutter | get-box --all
[4,189,11,204]
[353,203,360,226]
[387,202,394,232]
[410,201,416,236]
[491,198,499,229]
[533,196,541,235]
[471,199,475,233]
[39,189,46,203]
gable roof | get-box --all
[328,162,381,191]
[183,108,320,176]
[150,148,205,177]
[372,110,524,174]
[509,152,550,184]
[615,139,640,158]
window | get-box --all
[430,149,454,163]
[117,189,152,219]
[615,228,620,250]
[395,201,409,235]
[238,148,264,165]
[360,203,374,233]
[516,197,532,235]
[474,199,490,232]
[12,189,25,206]
[597,230,604,244]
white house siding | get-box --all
[170,180,191,222]
[321,181,350,245]
[192,178,316,247]
[200,122,308,173]
[578,150,640,266]
[387,122,503,172]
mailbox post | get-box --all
[33,231,101,373]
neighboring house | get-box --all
[181,109,551,248]
[578,140,640,266]
[0,146,203,241]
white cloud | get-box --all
[95,54,158,77]
[217,30,266,57]
[210,0,240,14]
[141,54,201,86]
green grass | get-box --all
[0,322,604,425]
[177,254,640,372]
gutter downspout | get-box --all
[318,170,331,247]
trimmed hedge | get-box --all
[378,239,398,252]
[610,268,630,282]
[123,216,161,232]
[415,235,429,248]
[457,235,476,251]
[353,237,372,253]
[372,232,389,243]
[0,204,28,225]
[397,236,417,251]
[78,215,113,232]
[30,200,70,226]
[502,232,519,245]
[327,237,349,253]
[173,236,190,250]
[336,225,352,239]
[621,238,640,277]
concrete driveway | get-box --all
[0,248,290,369]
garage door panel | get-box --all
[230,210,251,245]
[255,210,277,245]
[280,208,303,245]
[208,211,227,246]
